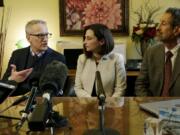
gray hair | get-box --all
[25,19,47,33]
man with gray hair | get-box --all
[135,7,180,96]
[2,19,66,95]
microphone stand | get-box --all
[45,100,55,135]
[0,95,30,121]
[44,99,57,135]
[45,101,67,135]
[0,115,21,120]
[0,98,23,120]
[15,84,38,132]
[28,96,68,135]
[83,71,120,135]
[83,95,120,135]
[99,96,106,135]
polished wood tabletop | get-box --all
[0,97,127,135]
[0,97,179,135]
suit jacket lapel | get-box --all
[157,45,165,95]
[22,47,31,69]
[170,48,180,87]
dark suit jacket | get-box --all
[135,43,180,96]
[2,46,66,95]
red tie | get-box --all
[162,51,173,96]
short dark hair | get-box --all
[83,23,114,58]
[165,7,180,28]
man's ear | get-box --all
[99,39,105,46]
[173,26,180,36]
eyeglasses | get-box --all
[28,33,52,39]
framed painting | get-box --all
[59,0,129,36]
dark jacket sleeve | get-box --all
[2,51,17,81]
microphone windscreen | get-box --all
[39,60,68,96]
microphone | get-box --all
[0,96,28,114]
[28,60,68,131]
[16,72,40,131]
[84,71,120,135]
[0,95,29,114]
[96,71,106,103]
[39,60,68,96]
[11,95,29,106]
[0,81,17,104]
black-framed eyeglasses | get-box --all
[29,33,52,39]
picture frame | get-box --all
[59,0,129,36]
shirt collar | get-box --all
[30,47,46,57]
[165,43,180,55]
[100,53,112,60]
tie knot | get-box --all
[166,51,173,58]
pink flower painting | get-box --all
[83,0,122,29]
[66,0,91,30]
[65,0,122,30]
[60,0,129,35]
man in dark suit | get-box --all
[2,20,66,95]
[135,7,180,96]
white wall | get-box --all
[1,0,180,77]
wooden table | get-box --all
[0,97,127,135]
[0,97,179,135]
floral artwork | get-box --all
[66,0,91,30]
[60,0,129,36]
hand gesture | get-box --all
[9,64,33,83]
